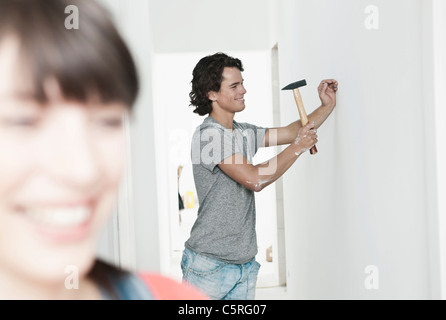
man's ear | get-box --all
[207,91,218,102]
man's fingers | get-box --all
[305,122,316,131]
[318,82,329,95]
[320,79,338,90]
[319,81,328,89]
[303,126,317,139]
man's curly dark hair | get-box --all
[189,52,244,116]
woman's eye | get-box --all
[90,106,126,130]
[4,117,39,127]
[97,117,123,128]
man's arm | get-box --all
[218,123,317,192]
[263,79,338,147]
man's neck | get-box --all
[209,108,235,130]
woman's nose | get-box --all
[37,109,101,189]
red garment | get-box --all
[138,273,208,300]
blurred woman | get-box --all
[0,0,205,300]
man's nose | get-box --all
[240,84,247,95]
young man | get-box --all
[182,52,338,300]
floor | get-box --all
[169,208,287,300]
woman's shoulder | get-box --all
[90,259,208,300]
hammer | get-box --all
[282,79,318,155]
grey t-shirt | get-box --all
[185,116,267,264]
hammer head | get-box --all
[282,79,307,91]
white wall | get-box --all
[148,0,270,53]
[433,0,446,299]
[276,0,436,299]
[96,0,161,272]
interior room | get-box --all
[95,0,446,299]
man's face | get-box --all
[210,67,247,114]
[0,36,126,288]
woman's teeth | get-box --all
[24,206,91,228]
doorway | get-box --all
[150,50,285,292]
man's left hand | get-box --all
[318,79,338,108]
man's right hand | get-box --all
[294,122,318,156]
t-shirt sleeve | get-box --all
[192,125,241,173]
[191,123,268,174]
[236,122,267,155]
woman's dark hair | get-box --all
[0,0,138,109]
[189,52,244,116]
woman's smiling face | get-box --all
[0,36,127,293]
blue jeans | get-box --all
[181,248,261,300]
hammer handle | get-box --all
[292,88,318,155]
